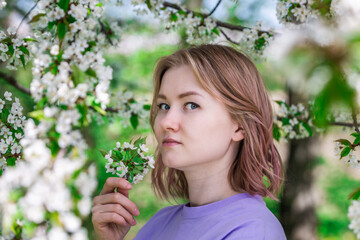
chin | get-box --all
[162,158,185,170]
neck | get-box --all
[184,160,244,207]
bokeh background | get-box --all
[1,0,359,239]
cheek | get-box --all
[153,117,162,143]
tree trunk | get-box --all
[279,90,318,240]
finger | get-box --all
[93,204,137,226]
[100,177,132,195]
[92,211,129,227]
[93,193,140,216]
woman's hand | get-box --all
[92,177,140,240]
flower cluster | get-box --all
[131,0,219,45]
[29,0,121,110]
[273,100,313,141]
[0,91,25,174]
[276,0,320,26]
[112,90,150,129]
[101,137,154,184]
[0,118,97,239]
[348,200,360,239]
[240,22,274,60]
[0,27,35,70]
[334,132,360,169]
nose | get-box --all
[159,107,180,132]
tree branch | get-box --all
[0,71,30,95]
[206,0,223,17]
[16,0,40,35]
[219,29,239,45]
[162,1,272,35]
[352,107,360,133]
[98,20,114,46]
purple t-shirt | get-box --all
[134,193,287,240]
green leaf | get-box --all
[28,110,45,120]
[145,0,151,9]
[133,156,144,164]
[47,21,57,30]
[57,22,67,41]
[68,14,77,24]
[351,132,360,138]
[51,64,58,75]
[281,117,290,125]
[19,46,30,56]
[335,139,352,146]
[133,137,146,146]
[23,38,38,42]
[301,122,313,137]
[273,126,281,141]
[93,105,106,115]
[28,13,46,23]
[20,54,26,68]
[340,146,351,159]
[8,44,14,56]
[275,100,287,107]
[170,13,178,21]
[130,114,139,129]
[98,149,109,158]
[212,28,220,36]
[76,103,89,127]
[72,65,85,86]
[58,0,71,11]
[349,187,360,200]
[115,151,123,160]
[354,137,360,145]
[143,104,151,110]
[6,157,16,166]
[87,96,106,115]
[36,97,47,109]
[57,50,63,62]
[85,68,97,78]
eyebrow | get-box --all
[157,91,204,100]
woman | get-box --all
[92,44,286,240]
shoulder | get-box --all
[221,195,287,240]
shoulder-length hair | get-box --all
[150,44,284,202]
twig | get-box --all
[219,29,239,45]
[16,0,40,35]
[98,20,114,46]
[0,71,31,95]
[206,0,223,17]
[352,108,360,133]
[162,1,272,36]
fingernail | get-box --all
[127,183,132,189]
[134,208,140,216]
[132,219,137,225]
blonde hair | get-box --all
[150,44,284,202]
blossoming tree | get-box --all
[1,0,360,239]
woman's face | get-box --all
[154,65,244,172]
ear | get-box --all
[232,125,244,142]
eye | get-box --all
[185,102,199,110]
[157,103,170,111]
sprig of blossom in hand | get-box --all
[100,137,154,184]
[0,91,25,174]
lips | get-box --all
[163,138,181,144]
